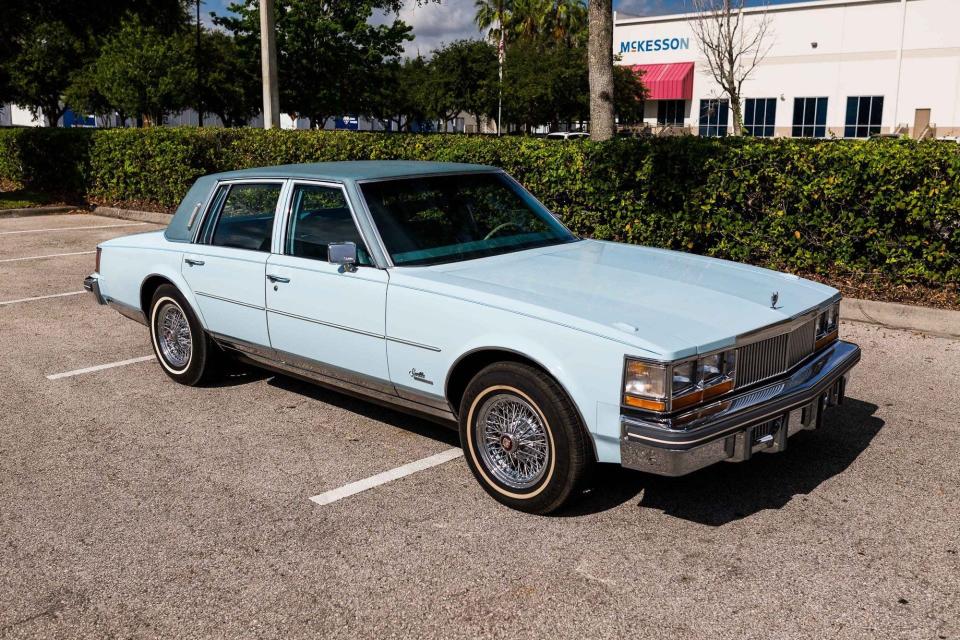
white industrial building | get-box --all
[614,0,960,138]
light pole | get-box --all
[196,0,202,127]
[260,0,280,129]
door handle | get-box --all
[184,258,205,266]
[266,274,290,283]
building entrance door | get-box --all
[914,109,932,139]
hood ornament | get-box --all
[770,291,780,309]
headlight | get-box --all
[815,301,841,349]
[624,350,737,413]
[623,360,668,411]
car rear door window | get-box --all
[285,184,371,265]
[205,183,282,252]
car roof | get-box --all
[208,160,499,183]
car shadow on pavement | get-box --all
[558,398,884,525]
[266,373,462,448]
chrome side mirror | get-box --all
[328,241,358,272]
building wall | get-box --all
[614,0,960,137]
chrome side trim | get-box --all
[267,308,384,340]
[106,298,147,325]
[394,383,453,413]
[274,347,397,395]
[213,336,456,423]
[195,291,265,311]
[385,336,442,352]
[209,332,276,359]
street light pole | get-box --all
[260,0,280,129]
[196,0,202,127]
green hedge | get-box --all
[2,126,958,284]
[0,127,92,196]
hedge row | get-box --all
[1,126,958,284]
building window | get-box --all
[657,100,685,126]
[744,98,776,137]
[699,99,729,137]
[845,96,884,138]
[792,97,828,138]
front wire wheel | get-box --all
[460,362,593,514]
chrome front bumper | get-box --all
[620,340,861,476]
[83,274,107,305]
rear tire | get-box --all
[459,362,593,514]
[149,284,219,386]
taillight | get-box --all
[95,247,102,273]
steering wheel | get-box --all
[484,221,523,240]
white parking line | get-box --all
[46,355,155,381]
[0,290,85,306]
[0,223,148,236]
[309,448,464,506]
[0,250,95,263]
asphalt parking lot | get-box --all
[1,213,958,639]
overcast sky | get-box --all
[201,0,819,56]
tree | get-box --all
[7,21,84,125]
[428,40,499,132]
[217,0,412,128]
[613,64,647,126]
[587,0,615,140]
[199,30,260,127]
[1,0,190,125]
[689,0,772,135]
[502,36,587,132]
[90,17,194,126]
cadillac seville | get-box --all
[84,161,861,513]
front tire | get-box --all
[459,362,593,514]
[149,284,218,386]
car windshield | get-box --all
[359,172,578,266]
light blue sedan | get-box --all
[84,161,861,513]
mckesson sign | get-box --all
[619,37,690,54]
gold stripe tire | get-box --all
[459,361,593,514]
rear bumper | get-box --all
[83,274,107,305]
[620,340,861,476]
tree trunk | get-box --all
[730,95,743,135]
[588,0,615,140]
[43,105,63,127]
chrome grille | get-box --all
[735,319,816,389]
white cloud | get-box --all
[375,0,486,57]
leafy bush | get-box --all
[9,126,960,284]
[0,127,92,196]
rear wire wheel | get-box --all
[149,284,220,386]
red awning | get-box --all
[630,62,695,101]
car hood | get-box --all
[396,239,838,359]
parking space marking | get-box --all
[309,448,464,506]
[0,290,85,306]
[46,355,155,381]
[0,250,95,263]
[0,223,148,236]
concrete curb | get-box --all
[842,297,960,339]
[85,205,960,340]
[93,206,172,226]
[0,205,78,219]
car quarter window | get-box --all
[205,182,282,252]
[285,184,371,265]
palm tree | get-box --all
[474,0,513,43]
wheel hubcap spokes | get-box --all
[157,303,192,369]
[477,394,549,490]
